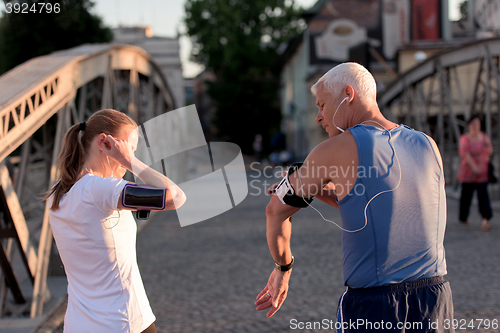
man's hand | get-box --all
[255,268,292,318]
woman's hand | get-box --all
[101,135,134,170]
[464,152,482,175]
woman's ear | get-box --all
[96,133,108,151]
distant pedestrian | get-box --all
[457,115,493,231]
[269,132,289,166]
[253,134,263,162]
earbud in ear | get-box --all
[343,96,349,102]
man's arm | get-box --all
[287,139,339,200]
[265,141,338,266]
[255,196,299,317]
[265,196,300,268]
[256,140,339,317]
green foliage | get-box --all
[460,0,468,20]
[185,0,304,153]
[0,0,112,75]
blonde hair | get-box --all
[47,109,137,210]
[311,62,377,104]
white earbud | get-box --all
[333,96,350,133]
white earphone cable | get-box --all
[332,96,349,133]
[297,121,401,233]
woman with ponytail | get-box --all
[47,109,185,333]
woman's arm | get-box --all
[460,136,481,174]
[125,157,186,210]
[464,152,481,174]
[485,134,494,156]
[104,134,186,210]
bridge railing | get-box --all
[378,37,500,199]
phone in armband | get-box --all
[122,183,167,220]
[272,162,314,208]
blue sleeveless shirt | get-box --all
[338,124,447,288]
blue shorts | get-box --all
[337,276,454,332]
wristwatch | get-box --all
[275,256,294,272]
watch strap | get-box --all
[275,256,294,272]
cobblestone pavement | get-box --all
[135,170,500,333]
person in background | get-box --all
[457,115,493,231]
[253,133,263,163]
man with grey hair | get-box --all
[256,62,454,332]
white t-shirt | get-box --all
[49,174,156,333]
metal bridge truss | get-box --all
[0,43,175,318]
[378,37,500,198]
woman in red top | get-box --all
[457,115,493,231]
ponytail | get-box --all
[46,123,85,210]
[46,109,137,210]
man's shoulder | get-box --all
[309,131,356,163]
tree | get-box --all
[0,0,112,74]
[460,0,468,20]
[185,0,305,154]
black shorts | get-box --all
[336,276,454,332]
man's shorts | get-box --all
[336,276,454,332]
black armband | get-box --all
[274,162,314,208]
[122,183,166,210]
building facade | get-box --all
[280,0,451,159]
